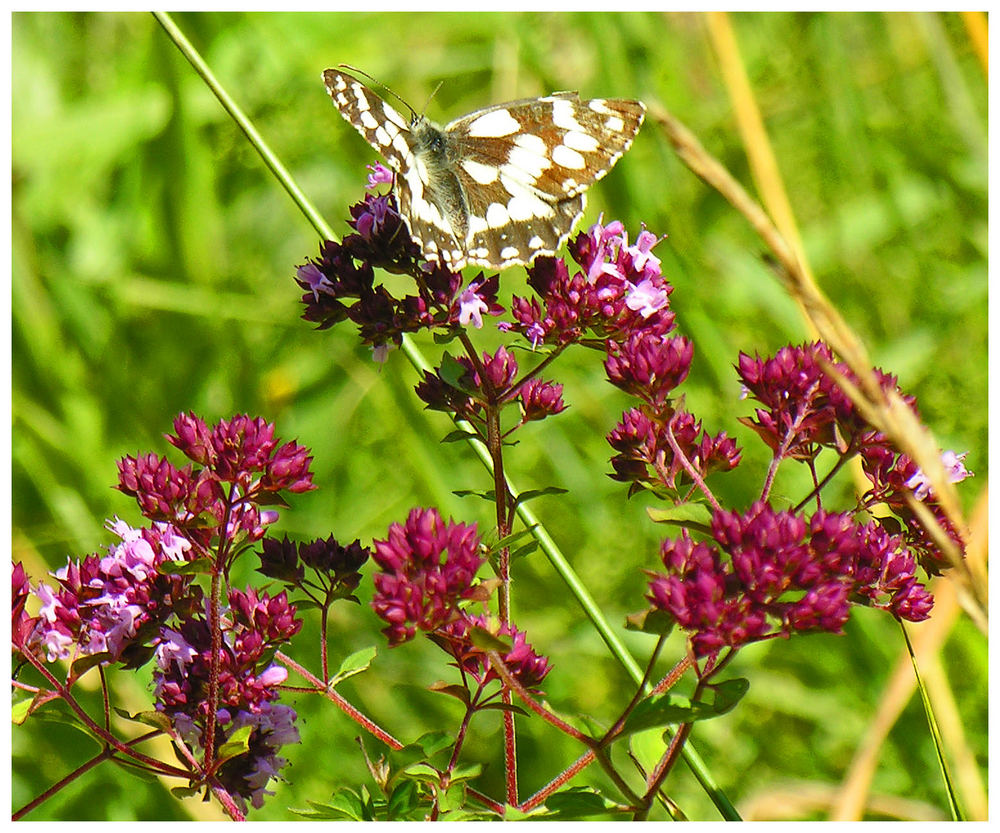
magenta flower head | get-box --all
[371,507,486,646]
[25,520,199,665]
[431,613,552,695]
[508,220,675,349]
[519,377,567,422]
[608,408,741,494]
[604,333,693,409]
[647,501,935,657]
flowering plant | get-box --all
[13,16,983,822]
[15,157,974,820]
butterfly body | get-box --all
[324,69,645,271]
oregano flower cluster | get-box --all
[12,169,974,820]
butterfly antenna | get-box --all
[338,63,418,122]
[419,80,445,121]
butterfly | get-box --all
[324,67,645,271]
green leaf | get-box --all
[438,352,476,393]
[171,786,201,799]
[415,730,452,758]
[441,429,482,444]
[477,701,529,717]
[329,646,377,687]
[386,780,419,819]
[620,679,750,736]
[71,651,111,676]
[449,762,484,783]
[297,789,368,821]
[706,678,751,716]
[624,607,675,636]
[493,525,538,550]
[452,488,495,501]
[512,486,568,507]
[113,707,173,732]
[12,696,33,725]
[400,762,439,782]
[438,780,467,813]
[428,681,471,705]
[646,501,714,529]
[157,557,214,576]
[216,724,253,766]
[509,540,540,562]
[544,786,621,818]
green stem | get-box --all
[151,12,334,242]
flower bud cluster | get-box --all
[414,346,566,428]
[154,588,302,811]
[118,413,314,547]
[648,502,934,656]
[431,613,551,695]
[295,183,504,357]
[371,507,486,646]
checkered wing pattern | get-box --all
[324,69,645,271]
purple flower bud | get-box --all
[371,507,485,646]
[519,378,566,422]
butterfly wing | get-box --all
[445,94,645,268]
[323,69,414,171]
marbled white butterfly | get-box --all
[324,67,645,271]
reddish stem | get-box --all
[275,650,402,749]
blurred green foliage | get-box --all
[12,11,986,821]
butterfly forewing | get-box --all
[324,68,645,271]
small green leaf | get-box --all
[387,780,419,819]
[468,626,512,653]
[440,429,482,444]
[71,651,111,676]
[646,501,714,529]
[476,701,528,717]
[432,328,460,345]
[216,725,253,765]
[428,681,471,705]
[620,679,749,736]
[333,788,369,821]
[438,352,475,393]
[493,525,538,550]
[158,557,214,576]
[113,707,173,732]
[509,540,540,562]
[512,486,568,507]
[449,762,484,782]
[706,677,750,716]
[624,607,675,635]
[400,762,439,782]
[452,488,495,501]
[12,697,33,725]
[438,780,467,813]
[544,786,620,818]
[415,730,452,758]
[171,786,201,799]
[329,646,377,687]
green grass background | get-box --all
[12,11,987,821]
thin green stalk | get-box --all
[155,11,737,819]
[900,621,963,820]
[152,12,334,242]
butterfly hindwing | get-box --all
[324,68,645,271]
